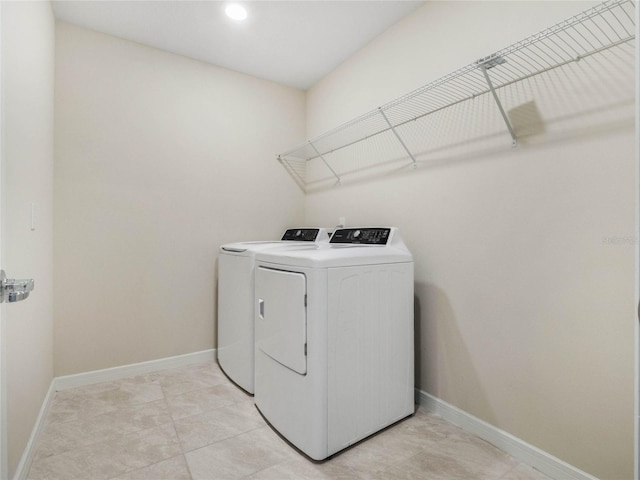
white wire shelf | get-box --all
[277,0,636,191]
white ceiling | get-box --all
[52,1,425,90]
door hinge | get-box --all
[304,294,307,307]
[304,343,307,356]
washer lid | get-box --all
[219,228,330,255]
[255,227,413,268]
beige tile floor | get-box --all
[27,361,551,480]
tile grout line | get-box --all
[32,373,184,479]
[24,360,223,479]
[164,380,195,480]
[98,376,188,479]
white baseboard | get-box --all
[415,389,598,480]
[12,382,56,480]
[12,349,216,480]
[54,349,216,391]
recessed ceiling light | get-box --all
[225,4,247,21]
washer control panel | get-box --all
[330,228,391,245]
[281,229,320,241]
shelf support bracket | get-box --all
[478,56,517,147]
[309,141,341,185]
[379,108,417,168]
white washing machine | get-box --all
[254,227,414,460]
[217,228,330,394]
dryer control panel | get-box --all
[330,228,391,245]
[281,229,320,241]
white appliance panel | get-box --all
[217,253,254,392]
[256,267,307,375]
[327,263,414,453]
[253,228,414,460]
[217,228,329,394]
[254,266,329,460]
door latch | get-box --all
[0,270,34,303]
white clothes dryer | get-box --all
[254,227,414,460]
[217,228,330,394]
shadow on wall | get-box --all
[414,280,497,425]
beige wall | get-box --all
[304,2,635,479]
[2,1,55,477]
[54,23,305,376]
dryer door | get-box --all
[255,267,307,375]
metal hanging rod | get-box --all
[277,0,635,190]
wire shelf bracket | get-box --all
[309,141,341,185]
[476,55,518,147]
[378,107,418,168]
